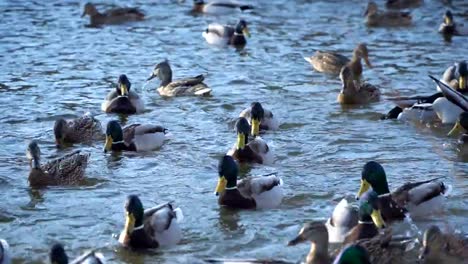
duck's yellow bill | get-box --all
[243,27,251,38]
[237,133,246,149]
[215,176,227,195]
[104,135,113,152]
[124,212,136,234]
[120,84,129,96]
[356,179,371,199]
[371,209,386,228]
[460,76,466,90]
[251,118,260,137]
[448,121,463,136]
[445,16,452,25]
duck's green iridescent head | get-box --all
[215,155,239,195]
[444,10,454,26]
[235,20,250,37]
[333,245,371,264]
[123,195,145,237]
[117,74,131,96]
[235,117,250,149]
[356,161,390,198]
[456,61,467,90]
[49,243,68,264]
[448,112,468,136]
[250,102,264,137]
[104,120,123,152]
[359,190,386,228]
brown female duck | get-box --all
[419,225,468,264]
[337,65,380,105]
[365,1,412,27]
[54,113,103,147]
[81,2,144,27]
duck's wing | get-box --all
[70,114,103,140]
[106,7,144,17]
[206,23,234,38]
[442,65,457,83]
[70,250,105,264]
[105,90,119,101]
[386,10,411,19]
[170,74,206,88]
[430,76,468,111]
[145,203,183,233]
[237,175,282,197]
[378,194,407,221]
[123,124,166,145]
[209,1,253,11]
[317,51,349,65]
[392,177,446,207]
[42,151,89,183]
[330,199,358,229]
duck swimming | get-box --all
[419,225,468,264]
[239,102,279,132]
[365,1,412,27]
[118,195,183,249]
[385,0,422,9]
[101,74,145,114]
[147,60,211,97]
[26,141,89,188]
[81,2,144,27]
[49,243,105,264]
[54,113,103,147]
[337,65,380,105]
[215,155,283,209]
[191,0,253,15]
[304,43,372,78]
[439,10,468,37]
[104,120,167,153]
[203,20,250,48]
[325,198,358,243]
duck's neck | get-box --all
[31,156,41,169]
[306,242,329,264]
[373,181,390,195]
[160,71,172,87]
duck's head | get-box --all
[147,60,172,84]
[235,20,251,37]
[26,140,41,169]
[354,43,372,68]
[49,243,68,264]
[123,195,145,237]
[443,10,454,26]
[250,102,264,137]
[419,226,445,262]
[82,3,98,17]
[117,74,131,96]
[448,112,468,136]
[364,1,378,17]
[356,161,390,198]
[54,118,67,147]
[104,120,123,152]
[333,245,371,264]
[215,155,239,196]
[235,117,250,150]
[287,221,329,247]
[359,190,386,228]
[456,61,467,90]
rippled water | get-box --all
[1,0,468,263]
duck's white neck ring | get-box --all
[134,224,144,231]
[112,140,125,145]
[233,32,243,36]
[226,186,237,190]
[358,220,374,225]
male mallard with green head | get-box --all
[215,155,283,209]
[118,195,183,249]
[54,113,103,147]
[203,20,251,48]
[26,141,89,187]
[49,243,105,264]
[81,2,144,27]
[439,10,468,36]
[192,0,253,15]
[103,120,167,153]
[239,102,279,131]
[147,60,211,97]
[101,74,144,114]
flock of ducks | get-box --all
[2,0,468,263]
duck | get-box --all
[447,112,468,143]
[365,1,412,27]
[81,2,144,27]
[202,20,250,47]
[304,43,372,78]
[337,65,380,105]
[49,243,105,264]
[215,155,283,209]
[288,221,410,264]
[325,198,358,243]
[26,141,89,188]
[101,74,144,114]
[227,117,273,165]
[0,239,11,264]
[191,0,253,15]
[239,102,279,132]
[438,10,468,37]
[103,120,167,153]
[147,60,211,97]
[54,113,103,147]
[419,225,468,264]
[385,0,422,9]
[118,195,183,249]
[356,161,447,219]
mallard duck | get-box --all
[439,10,468,36]
[215,155,283,209]
[81,2,144,27]
[49,243,105,264]
[337,65,380,105]
[26,141,89,188]
[118,195,183,249]
[325,199,358,243]
[101,74,145,114]
[356,161,447,219]
[447,112,468,143]
[239,102,279,132]
[385,0,422,9]
[304,43,372,78]
[365,1,412,27]
[104,120,167,153]
[287,222,332,264]
[192,0,253,15]
[419,226,468,264]
[0,239,11,264]
[227,117,273,165]
[147,60,211,97]
[202,20,250,47]
[54,113,103,147]
[333,245,371,264]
